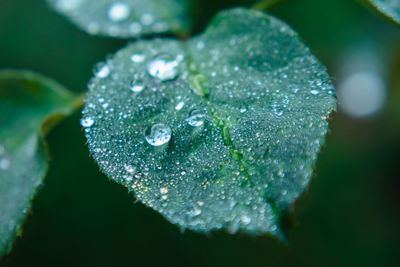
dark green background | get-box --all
[0,0,399,266]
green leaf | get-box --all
[47,0,193,38]
[253,0,285,11]
[364,0,400,25]
[0,70,80,257]
[82,8,336,237]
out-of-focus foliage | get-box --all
[0,70,79,258]
[47,0,193,38]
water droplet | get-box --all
[186,112,206,127]
[310,89,320,95]
[0,156,11,171]
[196,41,205,50]
[108,2,130,22]
[152,22,168,33]
[144,123,172,146]
[124,164,136,173]
[175,101,184,111]
[241,215,251,225]
[147,54,179,81]
[160,187,168,194]
[80,117,94,127]
[87,22,100,34]
[140,13,154,25]
[129,22,142,34]
[131,54,146,63]
[190,207,202,216]
[95,63,110,78]
[130,80,145,93]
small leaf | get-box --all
[0,70,80,257]
[47,0,193,38]
[364,0,400,25]
[83,8,337,237]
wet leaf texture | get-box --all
[82,8,337,237]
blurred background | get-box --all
[0,0,399,266]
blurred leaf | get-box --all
[0,70,80,258]
[82,8,336,237]
[253,0,285,11]
[364,0,400,25]
[47,0,193,38]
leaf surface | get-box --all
[0,70,79,257]
[83,8,337,237]
[47,0,193,38]
[365,0,400,25]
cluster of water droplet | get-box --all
[49,0,189,38]
[82,8,336,234]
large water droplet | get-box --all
[94,63,110,78]
[130,79,145,93]
[108,2,130,22]
[147,54,179,81]
[186,112,206,127]
[144,123,172,146]
[80,116,94,127]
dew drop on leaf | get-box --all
[108,2,130,22]
[311,89,320,95]
[94,63,110,78]
[131,54,146,63]
[144,123,172,146]
[130,80,145,93]
[80,116,94,127]
[175,101,185,111]
[186,112,206,127]
[147,54,179,81]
